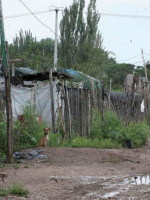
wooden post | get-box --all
[61,80,66,140]
[65,80,71,138]
[5,41,13,163]
[0,77,3,108]
[101,81,104,123]
[12,63,15,77]
[87,90,91,138]
[49,68,55,133]
[109,78,112,109]
[56,93,66,142]
[33,81,37,112]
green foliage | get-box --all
[9,30,54,72]
[90,110,150,148]
[0,188,10,196]
[10,182,29,197]
[49,133,62,147]
[0,182,29,197]
[110,157,118,163]
[61,136,121,148]
[13,105,47,151]
[126,122,149,147]
[90,110,103,139]
[59,0,108,78]
[0,119,7,155]
[104,60,135,90]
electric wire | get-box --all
[17,0,57,36]
[4,10,50,20]
[4,10,150,20]
[13,1,146,67]
[117,54,141,62]
[99,13,150,19]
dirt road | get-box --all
[1,142,150,200]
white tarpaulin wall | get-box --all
[11,83,58,125]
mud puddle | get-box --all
[49,175,150,199]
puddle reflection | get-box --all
[132,175,150,185]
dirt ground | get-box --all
[1,140,150,200]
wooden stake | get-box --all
[33,81,37,112]
[65,80,72,138]
[5,41,13,163]
[49,68,55,133]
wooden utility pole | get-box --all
[49,68,55,133]
[5,42,13,163]
[0,1,13,163]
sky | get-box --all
[2,0,150,66]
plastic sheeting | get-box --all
[11,83,58,125]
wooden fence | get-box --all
[57,84,104,139]
[105,92,143,124]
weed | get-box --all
[0,182,29,197]
[13,164,20,170]
[110,157,118,164]
[10,182,29,197]
[0,188,10,196]
[24,164,28,168]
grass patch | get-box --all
[0,182,29,197]
[0,188,10,196]
[61,136,122,149]
[110,157,118,164]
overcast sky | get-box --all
[2,0,150,66]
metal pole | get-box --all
[54,9,58,71]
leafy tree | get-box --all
[104,59,135,90]
[59,0,109,78]
[9,30,55,72]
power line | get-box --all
[117,54,141,62]
[10,1,146,65]
[3,9,150,21]
[99,13,150,20]
[17,0,57,36]
[4,10,50,20]
[144,52,150,57]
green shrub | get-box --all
[0,182,29,197]
[10,182,29,197]
[126,122,149,147]
[49,133,62,147]
[61,136,121,149]
[90,110,150,148]
[0,120,7,154]
[0,188,10,196]
[90,110,103,139]
[13,105,48,151]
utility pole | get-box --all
[0,0,13,163]
[54,9,58,72]
[49,7,63,71]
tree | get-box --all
[104,59,135,90]
[9,30,55,72]
[59,0,108,78]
